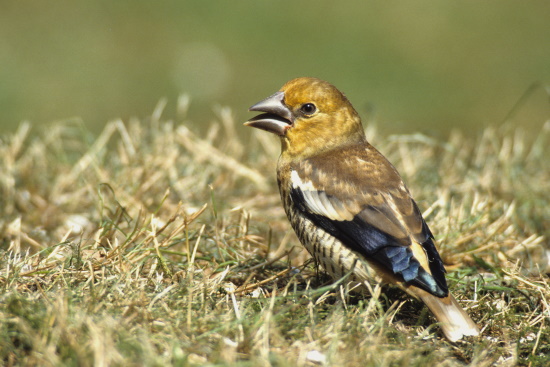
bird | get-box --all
[244,77,480,342]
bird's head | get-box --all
[245,77,366,158]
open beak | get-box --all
[244,91,293,136]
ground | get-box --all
[1,103,549,366]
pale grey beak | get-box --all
[244,91,293,136]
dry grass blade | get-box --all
[0,104,548,366]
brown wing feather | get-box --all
[295,142,428,246]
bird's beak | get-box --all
[244,91,293,136]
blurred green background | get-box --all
[0,1,549,136]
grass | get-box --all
[0,99,549,366]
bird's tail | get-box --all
[408,287,480,342]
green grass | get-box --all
[0,102,549,366]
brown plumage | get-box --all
[245,77,480,342]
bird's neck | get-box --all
[280,128,366,162]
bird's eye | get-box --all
[300,103,317,115]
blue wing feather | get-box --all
[290,186,448,297]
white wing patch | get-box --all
[290,170,354,221]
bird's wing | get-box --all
[288,145,448,296]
